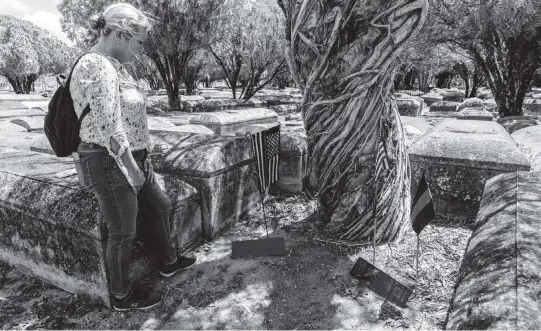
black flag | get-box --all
[411,173,435,234]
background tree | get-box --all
[431,0,541,116]
[208,0,288,100]
[0,15,74,94]
[279,0,428,243]
[59,0,222,111]
[127,54,163,90]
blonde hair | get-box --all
[88,3,154,37]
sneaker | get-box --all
[112,288,162,311]
[159,256,197,277]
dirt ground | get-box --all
[0,192,471,330]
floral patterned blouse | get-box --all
[70,52,150,190]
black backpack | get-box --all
[44,52,92,157]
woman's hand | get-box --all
[143,158,155,183]
[131,168,146,193]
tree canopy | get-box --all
[429,0,541,115]
[59,0,223,110]
[207,0,287,99]
[0,14,75,93]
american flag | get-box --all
[249,125,281,195]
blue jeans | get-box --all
[76,142,176,296]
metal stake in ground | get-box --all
[350,117,413,308]
[231,126,286,259]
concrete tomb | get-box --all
[395,98,422,117]
[511,125,541,172]
[429,101,459,113]
[0,148,201,306]
[189,108,278,136]
[446,171,541,330]
[10,116,45,132]
[455,107,493,121]
[408,119,531,223]
[420,93,443,106]
[523,98,541,114]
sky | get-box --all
[0,0,74,45]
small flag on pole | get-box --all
[411,173,435,234]
[232,124,286,259]
[249,125,280,195]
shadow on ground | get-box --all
[0,193,468,330]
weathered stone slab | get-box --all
[456,108,493,121]
[256,94,301,106]
[0,108,44,119]
[511,125,541,172]
[20,100,49,109]
[0,131,44,150]
[442,89,465,102]
[147,117,176,131]
[189,108,278,135]
[445,171,541,330]
[420,93,443,107]
[0,148,201,306]
[150,132,259,240]
[0,120,27,133]
[408,119,531,222]
[457,98,486,111]
[157,124,215,134]
[477,90,493,100]
[395,98,422,117]
[523,98,541,113]
[483,98,497,112]
[497,115,538,134]
[429,100,459,113]
[30,135,55,155]
[0,94,47,101]
[269,104,299,115]
[400,116,431,147]
[396,89,424,97]
[181,98,266,113]
[10,116,45,132]
[278,132,309,192]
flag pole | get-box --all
[415,233,420,294]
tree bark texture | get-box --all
[278,0,428,243]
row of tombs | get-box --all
[0,104,540,327]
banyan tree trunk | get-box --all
[278,0,428,243]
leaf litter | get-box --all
[0,190,471,330]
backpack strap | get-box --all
[67,51,119,125]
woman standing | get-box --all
[70,3,196,311]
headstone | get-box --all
[189,108,278,135]
[456,108,493,121]
[446,171,541,330]
[429,100,459,113]
[408,119,531,222]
